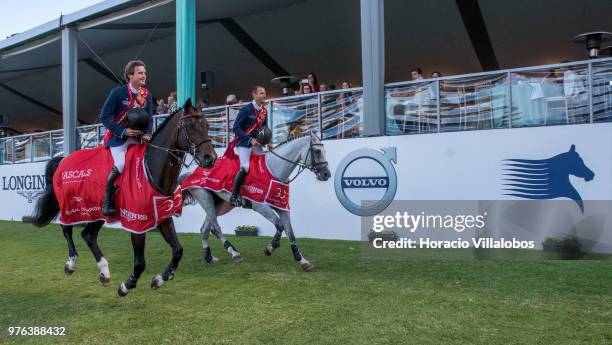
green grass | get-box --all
[1,220,611,345]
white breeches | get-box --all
[235,146,251,172]
[109,138,138,173]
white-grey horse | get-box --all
[182,131,331,271]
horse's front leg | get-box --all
[118,233,146,297]
[252,203,283,256]
[151,219,183,289]
[276,209,313,271]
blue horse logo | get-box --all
[503,145,595,212]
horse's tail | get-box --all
[32,156,63,227]
[178,173,196,206]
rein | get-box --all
[144,113,212,193]
[269,139,328,183]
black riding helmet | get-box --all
[126,108,150,133]
[256,127,272,145]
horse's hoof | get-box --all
[151,275,164,289]
[264,246,273,256]
[64,263,75,275]
[209,257,220,264]
[232,254,242,263]
[117,283,129,297]
[98,273,110,287]
[301,261,314,272]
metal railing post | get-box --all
[507,71,512,128]
[269,101,274,144]
[588,61,594,123]
[317,93,323,136]
[225,106,230,147]
[436,80,441,133]
[49,132,53,158]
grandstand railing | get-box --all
[1,57,611,164]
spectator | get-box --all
[341,81,352,89]
[302,84,313,94]
[431,71,442,78]
[226,94,238,105]
[167,91,178,112]
[320,83,328,92]
[559,62,586,97]
[307,73,320,92]
[156,98,169,114]
[410,68,424,81]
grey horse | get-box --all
[182,131,331,271]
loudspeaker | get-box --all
[201,71,215,90]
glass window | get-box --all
[1,138,14,164]
[32,133,51,162]
[13,136,31,163]
[271,96,318,143]
[592,60,612,123]
[440,73,509,132]
[321,90,363,140]
[78,126,99,149]
[511,64,589,127]
[202,107,228,148]
[386,82,437,135]
[51,131,64,158]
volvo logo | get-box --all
[334,147,397,216]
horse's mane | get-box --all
[274,133,312,148]
[151,107,183,139]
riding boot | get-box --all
[102,166,121,216]
[229,168,248,207]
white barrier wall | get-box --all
[2,123,611,242]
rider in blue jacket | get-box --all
[99,60,153,216]
[229,86,269,206]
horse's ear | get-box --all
[570,144,576,152]
[183,98,193,111]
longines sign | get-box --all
[1,174,46,203]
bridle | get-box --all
[269,137,329,183]
[146,113,212,168]
[144,112,213,193]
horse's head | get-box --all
[565,144,594,182]
[177,99,217,168]
[306,131,331,181]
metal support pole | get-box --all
[62,27,77,155]
[360,0,385,136]
[176,0,196,105]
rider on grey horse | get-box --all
[229,85,272,206]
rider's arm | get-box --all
[233,108,249,140]
[100,88,127,138]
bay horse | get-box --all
[31,99,216,296]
